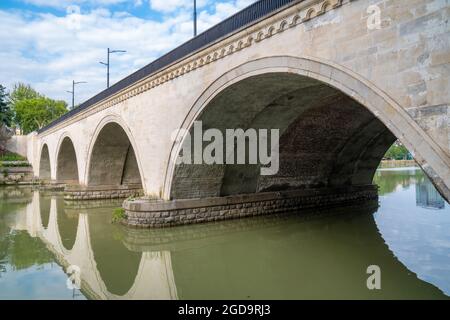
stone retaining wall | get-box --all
[0,166,37,185]
[379,160,418,168]
[123,185,378,228]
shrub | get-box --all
[111,207,126,223]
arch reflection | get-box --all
[5,189,448,300]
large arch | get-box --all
[86,118,143,187]
[165,56,450,201]
[39,144,51,181]
[56,135,79,184]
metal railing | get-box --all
[38,0,300,134]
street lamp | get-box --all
[67,80,87,110]
[193,0,197,37]
[100,48,126,88]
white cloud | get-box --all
[0,0,257,106]
[149,0,209,13]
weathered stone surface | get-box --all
[123,185,378,228]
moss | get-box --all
[111,207,126,223]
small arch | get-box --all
[86,117,144,188]
[39,143,51,181]
[278,20,287,32]
[266,26,275,37]
[255,31,264,42]
[290,14,300,26]
[56,135,79,184]
[319,1,331,14]
[304,8,316,21]
[332,0,343,8]
[246,35,254,46]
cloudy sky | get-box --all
[0,0,256,106]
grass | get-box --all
[0,152,26,162]
[111,207,126,223]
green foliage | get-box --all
[384,142,411,160]
[0,152,26,161]
[0,85,12,127]
[7,83,68,134]
[9,83,40,105]
[111,207,126,223]
[6,231,53,270]
[14,97,68,134]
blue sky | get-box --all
[0,0,256,105]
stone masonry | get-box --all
[124,185,378,227]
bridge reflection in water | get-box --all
[416,179,445,210]
[6,185,448,299]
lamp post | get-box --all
[67,80,87,110]
[100,48,126,88]
[193,0,197,36]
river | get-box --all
[0,167,449,299]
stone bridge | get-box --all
[26,0,450,226]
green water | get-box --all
[0,167,449,299]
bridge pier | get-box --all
[123,185,378,228]
[64,184,143,201]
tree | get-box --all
[9,83,41,132]
[0,84,12,127]
[9,83,40,106]
[384,141,411,160]
[14,97,68,134]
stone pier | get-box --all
[123,185,378,228]
[64,184,143,200]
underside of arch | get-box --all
[170,72,407,200]
[56,137,79,184]
[39,144,51,181]
[88,122,142,187]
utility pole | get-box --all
[193,0,197,36]
[100,48,126,88]
[67,80,87,110]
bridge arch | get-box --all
[56,134,79,184]
[165,56,450,201]
[38,143,51,181]
[85,115,144,187]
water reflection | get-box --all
[0,168,449,299]
[374,166,446,210]
[374,167,450,295]
[416,179,445,210]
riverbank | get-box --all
[0,161,37,185]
